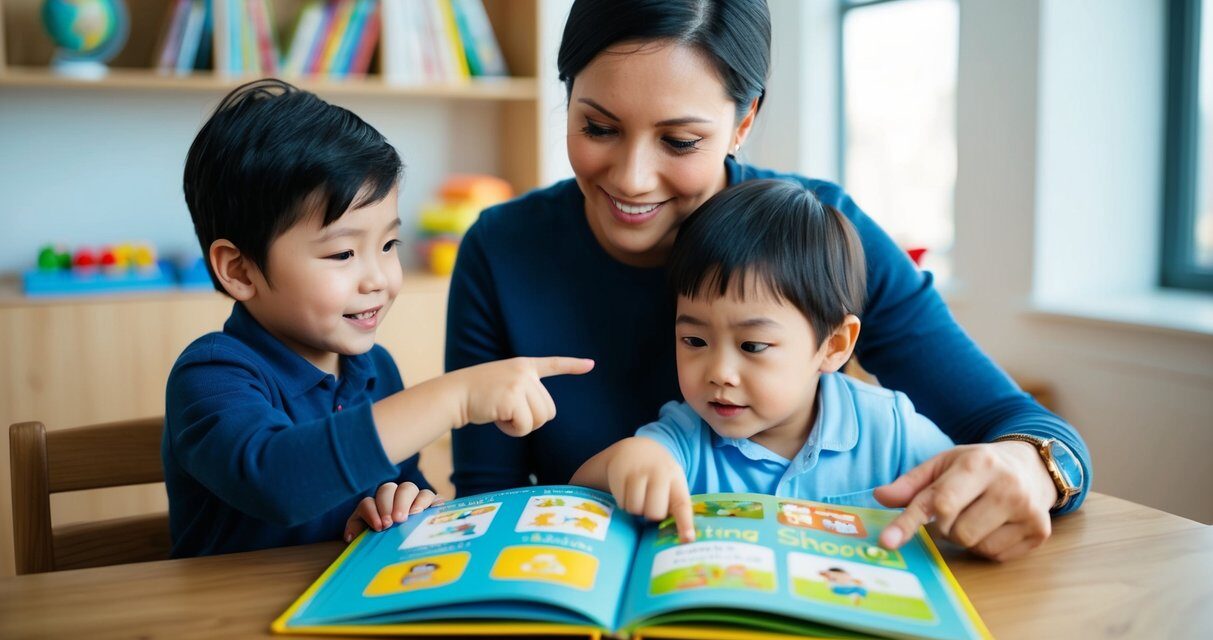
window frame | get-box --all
[1161,0,1211,291]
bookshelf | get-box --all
[0,0,544,193]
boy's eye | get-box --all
[383,239,401,252]
[664,136,704,153]
[681,336,707,348]
[581,118,615,138]
[326,250,354,261]
[740,342,770,353]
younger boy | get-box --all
[571,179,952,541]
[167,79,592,557]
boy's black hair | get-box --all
[667,179,866,346]
[183,78,403,291]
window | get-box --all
[1162,0,1212,291]
[840,0,958,279]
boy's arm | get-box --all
[571,437,696,542]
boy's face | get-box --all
[675,283,833,458]
[244,188,403,375]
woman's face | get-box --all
[567,40,756,268]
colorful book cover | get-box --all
[303,0,338,75]
[319,0,356,74]
[272,487,991,639]
[348,1,380,77]
[331,0,369,77]
[451,0,507,76]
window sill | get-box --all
[1028,289,1213,338]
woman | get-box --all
[446,0,1090,561]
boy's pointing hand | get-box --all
[454,356,595,437]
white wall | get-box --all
[753,0,1213,523]
[0,89,502,272]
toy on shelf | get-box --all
[415,175,513,275]
[23,243,208,297]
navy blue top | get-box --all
[163,302,430,557]
[446,158,1091,513]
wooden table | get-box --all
[1,493,1209,639]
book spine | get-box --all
[154,0,191,72]
[249,0,277,75]
[348,1,380,77]
[332,0,369,78]
[320,0,356,75]
[436,0,470,81]
[454,0,507,76]
[193,0,214,70]
[283,1,322,76]
[175,0,206,74]
[304,1,338,75]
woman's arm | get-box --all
[445,219,532,496]
[816,182,1091,560]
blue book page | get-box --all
[618,493,984,640]
[288,485,639,630]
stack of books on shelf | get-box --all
[281,0,380,78]
[379,0,508,84]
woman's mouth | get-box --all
[605,190,666,225]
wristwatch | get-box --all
[992,434,1084,511]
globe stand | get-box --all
[50,55,111,80]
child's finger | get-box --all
[343,510,368,543]
[624,474,648,515]
[643,477,671,522]
[529,356,595,379]
[668,483,696,543]
[376,482,399,529]
[392,482,421,521]
[354,497,381,534]
[410,489,439,515]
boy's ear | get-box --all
[208,239,259,301]
[818,315,861,374]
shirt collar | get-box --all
[711,373,860,467]
[223,302,376,397]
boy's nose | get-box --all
[707,352,740,387]
[360,261,387,293]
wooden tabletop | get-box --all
[1,493,1209,639]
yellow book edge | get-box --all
[269,530,601,638]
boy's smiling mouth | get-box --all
[343,306,382,330]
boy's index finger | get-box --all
[669,489,696,543]
[529,356,595,378]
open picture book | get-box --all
[273,485,991,639]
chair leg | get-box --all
[10,422,55,574]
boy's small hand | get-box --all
[343,482,444,543]
[606,438,696,543]
[456,356,595,437]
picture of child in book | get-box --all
[166,78,594,559]
[819,567,868,605]
[571,180,954,543]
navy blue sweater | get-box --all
[163,303,430,557]
[446,158,1091,513]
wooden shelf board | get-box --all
[0,66,539,101]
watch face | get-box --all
[1047,440,1083,491]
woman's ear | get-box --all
[818,315,861,374]
[732,97,760,152]
[208,239,258,301]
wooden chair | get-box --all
[9,417,171,575]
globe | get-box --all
[41,0,129,72]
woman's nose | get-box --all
[610,141,659,197]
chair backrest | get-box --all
[9,417,171,575]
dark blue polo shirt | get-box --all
[163,302,430,557]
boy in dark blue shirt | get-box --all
[166,80,593,557]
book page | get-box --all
[284,485,639,630]
[618,493,985,640]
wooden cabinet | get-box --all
[0,274,453,577]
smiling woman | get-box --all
[446,0,1093,563]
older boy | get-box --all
[167,80,591,557]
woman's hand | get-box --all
[873,441,1058,561]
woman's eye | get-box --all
[326,250,354,261]
[383,239,401,252]
[664,136,704,153]
[740,342,770,353]
[581,119,615,138]
[681,336,707,348]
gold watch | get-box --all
[992,434,1084,511]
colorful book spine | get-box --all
[451,0,507,76]
[319,0,356,74]
[436,0,471,80]
[348,1,380,77]
[331,0,369,77]
[154,0,192,72]
[175,0,206,74]
[304,1,338,75]
[283,1,323,76]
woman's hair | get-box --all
[557,0,771,120]
[667,180,867,346]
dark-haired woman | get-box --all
[446,0,1090,561]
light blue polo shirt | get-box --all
[636,373,953,509]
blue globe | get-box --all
[42,0,128,64]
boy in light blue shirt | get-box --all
[571,180,953,542]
